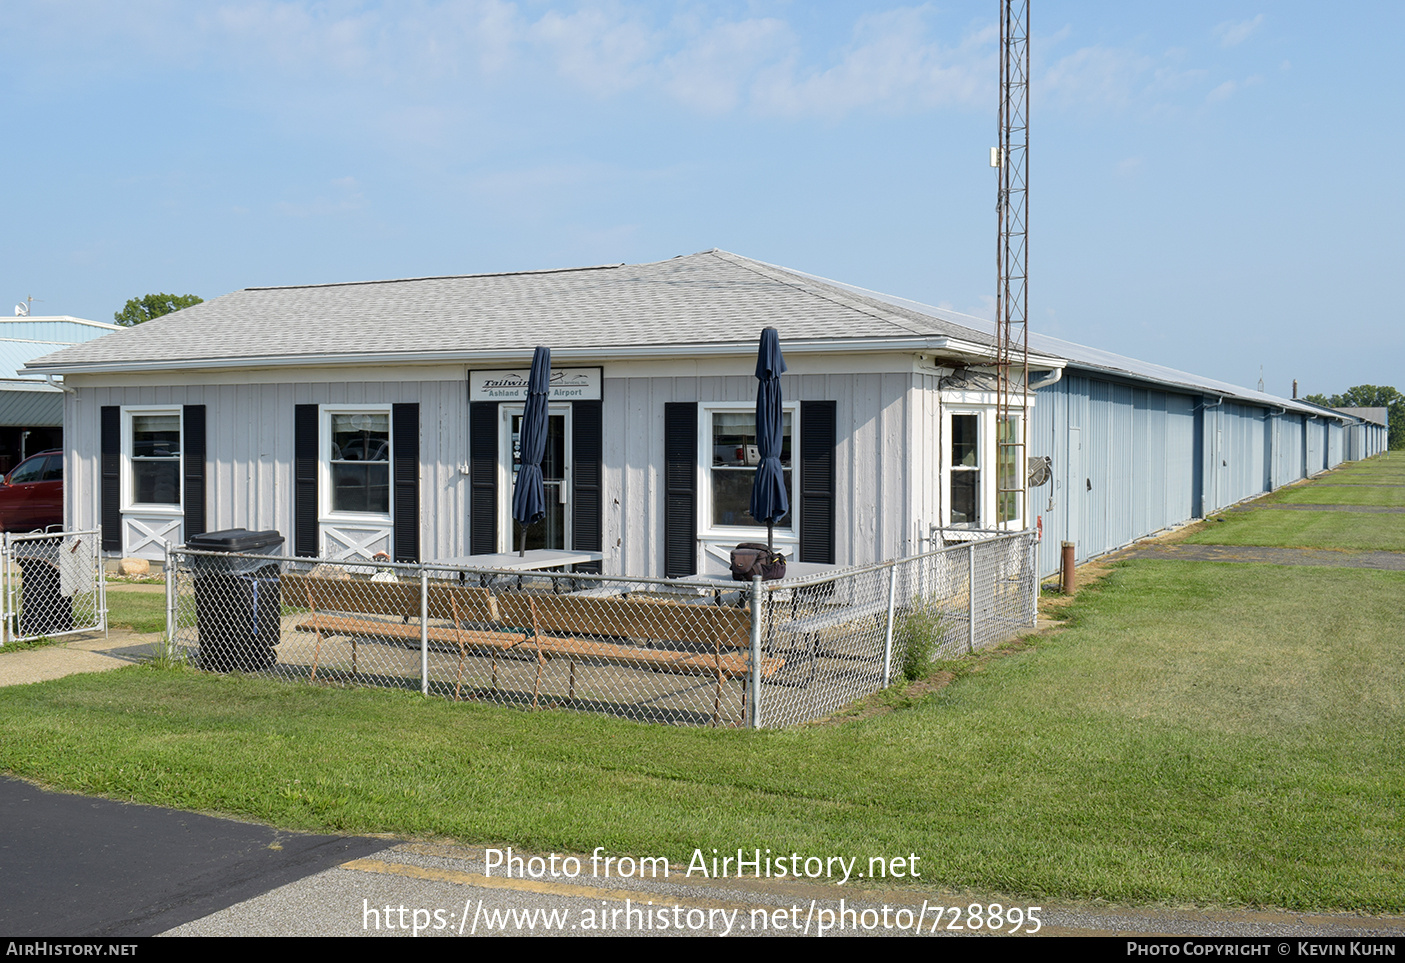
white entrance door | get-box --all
[499,405,572,553]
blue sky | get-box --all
[3,1,1400,398]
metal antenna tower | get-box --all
[994,0,1030,531]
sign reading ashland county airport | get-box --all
[469,368,602,402]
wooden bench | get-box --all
[495,593,783,723]
[283,573,528,698]
[283,576,783,723]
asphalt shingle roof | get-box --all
[27,250,994,372]
[23,248,1355,424]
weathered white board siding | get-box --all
[65,380,469,561]
[605,370,934,577]
[68,367,937,575]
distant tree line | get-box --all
[1304,385,1403,450]
[114,293,202,326]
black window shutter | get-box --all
[100,406,121,552]
[663,402,698,577]
[182,405,207,540]
[799,400,836,564]
[571,400,603,572]
[293,404,318,557]
[469,401,498,555]
[392,403,420,562]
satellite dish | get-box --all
[14,304,27,317]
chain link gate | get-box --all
[2,529,107,645]
[164,530,1039,728]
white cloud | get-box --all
[1038,30,1269,116]
[528,5,659,97]
[1214,14,1265,48]
[1206,74,1263,104]
[1041,45,1154,110]
[7,2,1000,120]
[752,11,993,118]
[1206,79,1237,103]
[660,17,794,114]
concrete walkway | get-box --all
[1120,542,1405,570]
[1243,503,1405,513]
[0,628,158,686]
[1118,455,1405,570]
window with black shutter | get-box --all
[293,405,319,557]
[469,401,498,555]
[100,407,121,551]
[799,400,836,564]
[183,405,207,539]
[572,399,603,572]
[663,402,698,577]
[392,403,420,562]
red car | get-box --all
[0,449,64,532]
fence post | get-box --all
[97,534,109,639]
[1028,533,1038,626]
[748,575,763,729]
[882,562,897,688]
[164,542,176,659]
[0,533,9,646]
[420,565,430,696]
[967,541,977,654]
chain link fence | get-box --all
[2,529,107,644]
[164,531,1037,728]
[754,532,1038,727]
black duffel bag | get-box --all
[730,542,787,581]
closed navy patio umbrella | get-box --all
[749,327,789,551]
[511,345,551,555]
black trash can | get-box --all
[187,529,285,672]
[13,536,73,638]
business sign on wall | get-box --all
[469,367,602,402]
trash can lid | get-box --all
[10,536,63,560]
[185,529,286,553]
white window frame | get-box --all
[942,406,1026,532]
[496,402,573,554]
[319,405,393,524]
[698,402,800,544]
[945,407,983,530]
[995,410,1026,530]
[122,406,183,514]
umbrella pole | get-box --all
[768,521,774,553]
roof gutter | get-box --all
[25,336,1067,376]
[1061,361,1347,422]
[44,374,75,395]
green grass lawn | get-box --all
[0,635,67,654]
[1269,484,1405,507]
[1327,452,1405,480]
[1189,452,1405,542]
[104,586,168,634]
[1185,508,1405,551]
[2,561,1401,912]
